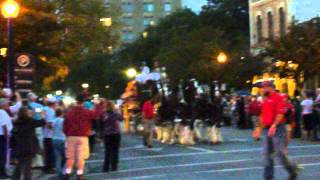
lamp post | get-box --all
[2,0,20,90]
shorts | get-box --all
[65,136,89,160]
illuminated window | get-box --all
[144,3,154,12]
[164,3,172,12]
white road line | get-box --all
[86,144,320,163]
[120,145,144,151]
[86,154,320,178]
[186,146,216,153]
[107,162,320,180]
[86,158,254,177]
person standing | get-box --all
[237,96,247,129]
[253,81,300,180]
[102,101,122,172]
[63,95,96,180]
[0,99,12,179]
[248,95,261,130]
[27,92,45,168]
[43,98,57,173]
[301,91,314,140]
[52,109,66,179]
[142,97,156,148]
[12,107,45,180]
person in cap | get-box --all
[27,92,45,168]
[0,98,12,179]
[42,97,57,174]
[12,107,46,180]
[253,81,301,180]
[63,95,96,180]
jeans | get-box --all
[12,156,33,180]
[0,135,7,175]
[53,139,65,175]
[43,138,55,170]
[263,125,297,179]
[103,134,121,172]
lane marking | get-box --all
[86,154,320,177]
[140,147,163,152]
[106,162,320,180]
[186,146,216,153]
[120,145,144,151]
[86,158,254,176]
[87,144,320,163]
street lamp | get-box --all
[100,17,112,27]
[81,83,89,89]
[126,68,137,79]
[217,52,227,64]
[55,90,63,96]
[2,0,20,90]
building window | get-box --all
[267,12,274,40]
[279,7,286,37]
[144,3,155,12]
[122,2,133,12]
[122,31,134,41]
[122,17,133,26]
[143,18,151,26]
[256,15,263,43]
[143,17,154,27]
[164,3,172,12]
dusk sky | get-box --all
[183,0,207,13]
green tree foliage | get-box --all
[117,0,263,90]
[65,53,127,99]
[0,0,119,93]
[264,18,320,84]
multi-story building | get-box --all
[249,0,320,50]
[106,0,182,44]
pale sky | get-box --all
[183,0,207,13]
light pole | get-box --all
[2,0,20,90]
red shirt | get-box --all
[63,105,96,137]
[260,92,286,127]
[142,101,155,120]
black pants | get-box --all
[12,156,33,180]
[103,134,121,172]
[0,135,7,175]
[89,134,96,154]
[43,138,55,170]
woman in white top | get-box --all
[301,92,314,140]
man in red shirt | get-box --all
[63,95,96,180]
[253,81,300,180]
[142,97,156,148]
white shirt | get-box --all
[9,101,22,114]
[43,106,56,138]
[301,99,314,115]
[0,109,13,135]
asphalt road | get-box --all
[34,127,320,180]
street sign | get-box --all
[13,53,35,97]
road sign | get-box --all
[13,53,35,97]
